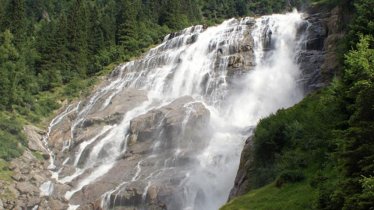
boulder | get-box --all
[24,125,48,154]
[26,196,41,207]
[16,182,39,196]
[86,88,148,120]
[129,96,210,146]
[226,32,255,77]
[47,199,68,210]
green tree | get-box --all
[3,0,27,45]
[0,30,29,108]
[343,35,374,121]
[159,0,189,29]
[66,0,88,79]
[116,0,140,53]
[348,0,374,47]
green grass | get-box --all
[0,159,13,182]
[32,151,45,161]
[221,181,317,210]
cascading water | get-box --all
[42,11,307,210]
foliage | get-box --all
[275,170,305,188]
[0,112,26,161]
[244,88,345,190]
[0,159,13,182]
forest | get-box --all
[0,0,306,161]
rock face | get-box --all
[298,5,346,93]
[217,18,256,78]
[70,97,211,209]
[129,96,210,146]
[228,137,253,200]
[24,125,48,155]
[49,88,148,168]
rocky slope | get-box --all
[0,125,69,210]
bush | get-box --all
[0,112,25,160]
[275,170,305,188]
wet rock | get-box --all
[186,34,198,45]
[67,96,211,209]
[111,187,143,207]
[129,96,210,146]
[225,31,256,77]
[228,136,253,200]
[298,50,326,91]
[298,5,346,93]
[51,183,70,201]
[80,117,104,128]
[304,14,328,51]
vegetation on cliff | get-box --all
[222,0,374,209]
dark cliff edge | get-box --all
[228,4,347,200]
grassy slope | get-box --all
[221,181,316,210]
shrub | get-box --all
[0,112,25,160]
[275,170,305,188]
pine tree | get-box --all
[4,0,27,45]
[0,30,30,108]
[87,4,105,75]
[36,20,64,90]
[66,0,89,79]
[0,0,5,30]
[159,0,189,30]
[87,5,105,56]
[116,0,140,52]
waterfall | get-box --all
[44,11,306,210]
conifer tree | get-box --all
[0,30,30,108]
[4,0,27,45]
[66,0,88,79]
[116,0,140,53]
